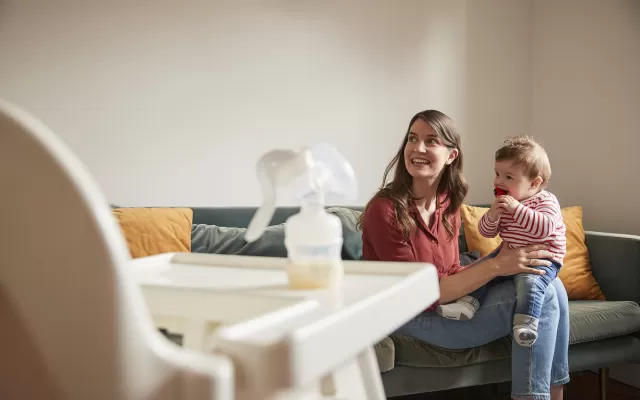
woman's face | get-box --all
[403,119,458,182]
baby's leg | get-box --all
[437,248,503,321]
[436,285,486,321]
[513,262,561,346]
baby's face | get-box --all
[493,161,540,201]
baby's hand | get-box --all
[487,197,507,222]
[502,195,520,213]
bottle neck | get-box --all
[300,191,325,213]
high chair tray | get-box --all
[130,252,440,392]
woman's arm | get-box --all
[439,256,500,303]
[439,244,554,304]
[439,212,494,301]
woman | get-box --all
[358,110,569,400]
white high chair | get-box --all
[0,99,233,400]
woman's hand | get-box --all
[438,242,551,303]
[491,244,554,277]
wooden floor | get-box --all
[394,371,640,399]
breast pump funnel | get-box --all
[245,142,357,290]
[245,143,357,242]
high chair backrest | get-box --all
[0,100,233,400]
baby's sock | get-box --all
[513,314,539,347]
[436,295,480,321]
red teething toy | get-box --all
[494,187,508,197]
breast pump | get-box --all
[245,143,357,290]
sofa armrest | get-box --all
[585,231,640,304]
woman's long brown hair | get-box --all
[358,110,468,240]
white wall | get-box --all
[0,0,520,208]
[0,0,469,207]
[531,0,640,386]
[1,0,637,235]
[464,0,532,204]
[531,0,640,235]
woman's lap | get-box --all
[394,279,518,349]
[394,277,570,399]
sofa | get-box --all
[118,204,640,398]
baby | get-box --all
[437,136,566,347]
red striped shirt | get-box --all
[478,190,566,264]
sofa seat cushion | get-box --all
[389,300,640,369]
[374,336,395,373]
[392,334,512,369]
[569,300,640,344]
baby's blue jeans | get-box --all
[471,248,562,323]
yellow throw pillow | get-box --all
[459,205,503,257]
[460,204,605,301]
[559,206,605,300]
[112,207,193,259]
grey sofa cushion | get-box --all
[191,207,366,260]
[326,207,363,260]
[191,223,287,257]
[374,336,396,373]
[393,335,511,369]
[391,300,640,369]
[569,300,640,344]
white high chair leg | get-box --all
[356,346,386,400]
[319,347,386,399]
[319,374,336,397]
[184,319,208,350]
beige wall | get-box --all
[531,0,640,387]
[463,0,640,236]
[464,0,533,204]
[0,0,637,235]
[0,0,469,207]
[0,0,509,209]
[531,0,640,235]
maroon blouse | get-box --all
[361,196,463,279]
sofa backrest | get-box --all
[192,206,363,227]
[190,204,492,255]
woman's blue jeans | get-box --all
[394,278,570,400]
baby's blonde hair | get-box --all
[495,136,551,186]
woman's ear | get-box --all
[446,148,459,165]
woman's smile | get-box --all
[410,156,431,166]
